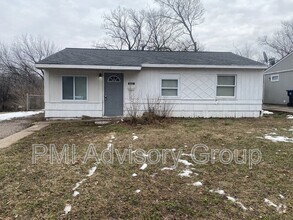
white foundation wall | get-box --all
[44,67,264,118]
[123,68,264,118]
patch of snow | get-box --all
[264,135,293,143]
[132,173,137,177]
[178,159,193,166]
[236,201,248,211]
[135,189,141,193]
[178,169,193,177]
[227,196,236,203]
[161,167,175,171]
[86,166,97,177]
[133,135,138,140]
[140,163,147,170]
[263,111,274,115]
[72,179,86,191]
[107,143,113,150]
[73,191,80,197]
[287,115,293,119]
[172,148,176,151]
[181,153,192,157]
[150,173,157,177]
[193,181,203,187]
[0,111,43,122]
[64,204,72,215]
[264,198,278,208]
[111,135,115,139]
[209,189,225,195]
[279,194,285,199]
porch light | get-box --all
[98,73,103,79]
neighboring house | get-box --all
[264,52,293,105]
[36,48,266,118]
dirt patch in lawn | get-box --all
[0,113,292,219]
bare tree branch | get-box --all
[155,0,204,51]
[259,19,293,59]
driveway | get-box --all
[0,119,33,139]
[0,112,44,139]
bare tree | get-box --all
[102,7,149,50]
[145,9,181,51]
[259,19,293,59]
[155,0,204,51]
[0,35,57,110]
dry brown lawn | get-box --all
[0,113,292,219]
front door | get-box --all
[104,73,124,116]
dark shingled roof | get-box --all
[37,48,265,67]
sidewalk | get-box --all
[0,122,50,149]
[263,104,293,114]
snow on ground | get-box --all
[132,173,137,177]
[178,169,193,177]
[264,135,293,143]
[287,115,293,119]
[227,196,236,202]
[192,181,203,187]
[209,189,225,195]
[0,111,43,122]
[263,111,274,115]
[87,166,97,177]
[133,135,138,140]
[72,179,87,191]
[178,159,193,166]
[73,191,80,197]
[64,204,72,215]
[264,198,287,213]
[107,143,113,150]
[210,190,248,211]
[279,194,285,199]
[161,167,176,171]
[135,189,141,193]
[140,163,147,170]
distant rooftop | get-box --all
[37,48,265,67]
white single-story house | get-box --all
[36,48,266,118]
[264,52,293,105]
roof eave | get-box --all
[35,64,142,71]
[141,64,267,70]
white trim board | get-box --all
[36,63,267,70]
[141,64,267,70]
[36,64,142,70]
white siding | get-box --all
[123,68,263,118]
[44,67,264,118]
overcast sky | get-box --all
[0,0,292,52]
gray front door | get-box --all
[104,73,124,116]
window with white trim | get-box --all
[62,76,87,100]
[216,75,236,97]
[161,79,178,96]
[270,74,279,82]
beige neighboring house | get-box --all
[264,52,293,105]
[36,48,266,118]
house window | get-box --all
[270,74,279,82]
[161,79,178,96]
[62,76,87,100]
[216,75,236,97]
